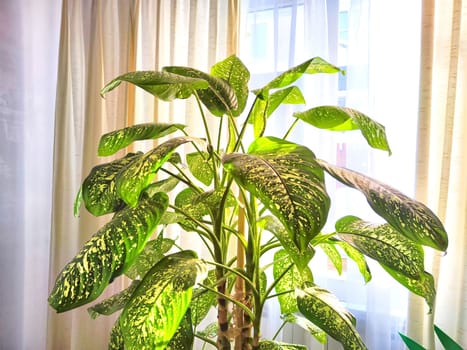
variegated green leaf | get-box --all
[191,270,217,326]
[381,264,435,312]
[116,137,198,207]
[80,152,143,216]
[144,176,180,196]
[109,318,125,350]
[223,137,330,251]
[186,152,213,186]
[197,322,218,338]
[333,239,372,283]
[318,160,448,251]
[319,242,343,275]
[282,313,327,344]
[253,57,341,98]
[163,66,237,116]
[48,193,169,312]
[296,283,367,350]
[211,55,250,116]
[273,250,313,315]
[125,234,175,280]
[120,250,208,350]
[98,123,186,156]
[258,340,307,350]
[335,216,424,279]
[166,309,194,350]
[294,106,391,154]
[260,215,314,272]
[88,280,141,319]
[100,71,209,100]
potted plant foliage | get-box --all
[48,55,448,350]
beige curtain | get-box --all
[408,0,467,348]
[46,1,238,349]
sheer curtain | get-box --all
[408,0,467,348]
[239,0,422,349]
[46,1,238,349]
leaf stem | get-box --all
[272,320,288,341]
[282,117,300,140]
[194,91,213,146]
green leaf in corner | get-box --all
[166,309,194,350]
[73,186,83,217]
[294,106,391,154]
[211,55,250,116]
[116,137,199,207]
[335,216,425,280]
[163,66,237,116]
[318,160,449,251]
[186,152,213,186]
[98,123,186,156]
[100,71,209,100]
[109,318,125,350]
[434,325,464,350]
[296,283,367,350]
[48,193,168,313]
[80,152,143,216]
[120,251,207,350]
[223,137,330,251]
[399,332,427,350]
[258,340,307,350]
[381,265,435,312]
[282,313,327,344]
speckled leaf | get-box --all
[120,250,207,350]
[88,280,141,319]
[48,193,169,313]
[273,250,313,314]
[296,283,367,350]
[125,234,175,280]
[260,215,314,272]
[294,106,391,154]
[116,137,197,207]
[223,137,330,251]
[100,71,209,100]
[211,55,250,116]
[319,242,343,275]
[144,177,180,197]
[109,318,125,350]
[335,216,424,279]
[186,152,213,186]
[318,160,448,251]
[191,270,217,326]
[258,340,307,350]
[333,240,372,283]
[282,313,327,344]
[80,152,143,216]
[98,123,186,156]
[253,57,341,98]
[163,66,237,116]
[197,322,218,338]
[381,264,435,312]
[74,186,83,217]
[166,309,194,350]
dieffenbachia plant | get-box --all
[48,55,448,350]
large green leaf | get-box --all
[335,216,424,280]
[381,265,435,312]
[296,283,367,350]
[48,193,168,312]
[98,123,186,156]
[186,152,213,186]
[223,137,330,251]
[166,309,194,350]
[282,314,327,344]
[116,137,198,207]
[211,55,250,116]
[258,340,307,350]
[273,250,313,315]
[163,66,237,116]
[120,250,207,350]
[100,70,209,100]
[318,160,448,251]
[434,325,464,350]
[253,57,341,98]
[79,152,143,216]
[109,318,125,350]
[294,106,391,154]
[88,280,141,319]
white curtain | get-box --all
[46,1,238,349]
[0,0,61,349]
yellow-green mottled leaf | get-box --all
[186,152,213,186]
[282,313,327,344]
[166,309,194,350]
[80,152,143,216]
[120,251,207,350]
[294,106,391,154]
[109,318,125,350]
[144,176,180,197]
[163,66,237,117]
[98,123,185,156]
[296,283,367,350]
[318,160,448,251]
[336,216,424,279]
[333,239,372,283]
[224,137,330,251]
[48,193,168,313]
[211,55,250,116]
[258,340,307,350]
[381,265,435,312]
[100,71,209,100]
[319,242,343,275]
[116,137,197,207]
[191,270,217,326]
